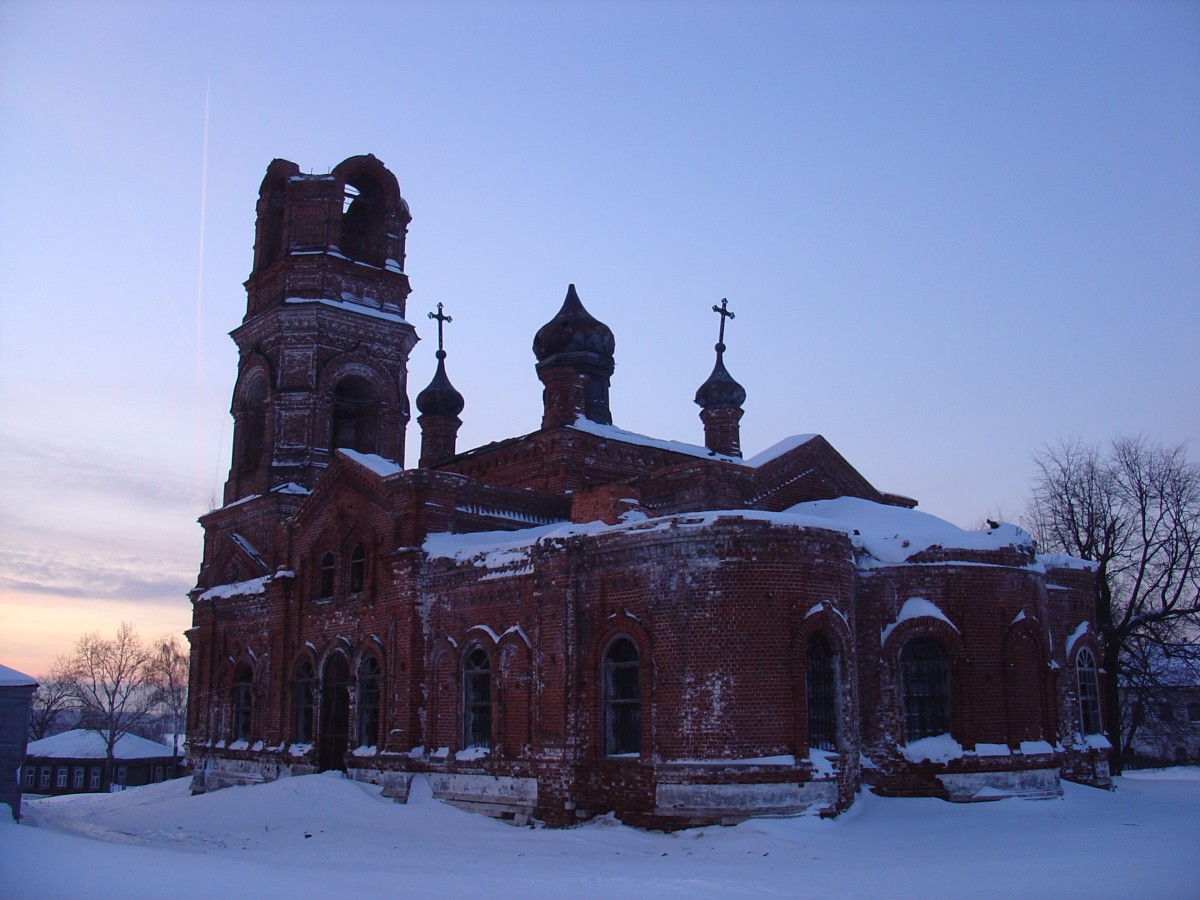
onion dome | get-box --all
[694,342,747,410]
[533,284,615,362]
[415,350,465,418]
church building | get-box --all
[186,155,1110,828]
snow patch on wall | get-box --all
[901,734,963,763]
[880,597,957,646]
[1065,621,1090,657]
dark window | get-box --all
[57,767,67,788]
[604,638,641,755]
[318,552,335,600]
[331,376,378,453]
[901,637,951,742]
[463,648,492,750]
[349,543,366,594]
[1076,649,1102,735]
[116,766,127,787]
[23,767,34,787]
[1159,702,1175,724]
[73,767,84,789]
[295,661,316,743]
[358,657,381,748]
[89,768,100,789]
[40,767,50,788]
[807,633,839,752]
[232,666,253,742]
[1188,701,1200,723]
[238,376,268,475]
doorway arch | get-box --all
[318,653,350,771]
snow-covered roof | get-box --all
[0,663,37,687]
[423,495,1039,571]
[26,729,174,760]
[339,448,404,477]
[567,416,749,464]
[196,574,271,602]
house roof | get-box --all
[26,729,174,760]
[0,663,37,687]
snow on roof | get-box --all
[284,296,409,325]
[785,497,1032,564]
[0,663,37,687]
[567,416,750,465]
[744,434,819,466]
[424,496,1034,572]
[197,574,271,602]
[1037,553,1098,572]
[339,449,404,477]
[26,729,174,760]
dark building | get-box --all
[186,155,1110,828]
[0,664,37,820]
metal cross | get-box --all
[711,297,735,346]
[428,302,452,353]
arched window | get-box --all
[232,666,253,742]
[238,376,268,475]
[357,657,381,748]
[258,178,287,268]
[340,174,386,266]
[901,637,951,742]
[604,638,641,755]
[807,633,839,752]
[1076,648,1102,735]
[331,376,377,453]
[349,543,366,594]
[463,647,492,750]
[318,552,335,600]
[294,661,316,744]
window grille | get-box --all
[901,637,951,742]
[604,638,641,755]
[807,633,839,752]
[463,648,492,749]
[1076,648,1102,735]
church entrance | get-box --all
[318,654,350,772]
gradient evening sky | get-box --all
[1,1,1197,676]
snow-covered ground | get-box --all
[4,769,1197,898]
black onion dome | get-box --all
[532,284,616,362]
[694,344,746,409]
[415,352,465,417]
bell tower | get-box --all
[222,155,419,504]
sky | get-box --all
[1,0,1197,676]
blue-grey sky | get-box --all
[1,0,1197,673]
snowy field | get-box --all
[3,769,1198,899]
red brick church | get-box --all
[186,154,1110,827]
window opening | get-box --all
[40,767,50,788]
[358,657,381,748]
[23,767,34,788]
[1188,701,1200,723]
[901,637,951,742]
[232,666,253,742]
[318,654,350,772]
[239,376,268,475]
[331,376,377,453]
[56,767,67,788]
[807,632,839,752]
[604,638,641,755]
[340,175,385,265]
[295,661,316,743]
[463,648,492,750]
[73,767,84,789]
[349,543,366,594]
[89,768,101,789]
[1076,648,1102,735]
[318,552,335,600]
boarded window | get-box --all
[349,543,366,594]
[807,633,839,752]
[295,661,316,743]
[1076,649,1102,735]
[358,657,381,748]
[318,552,335,600]
[901,637,951,742]
[604,638,641,755]
[463,648,492,750]
[232,666,253,742]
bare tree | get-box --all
[63,622,155,790]
[1026,436,1200,772]
[149,634,189,774]
[28,660,78,741]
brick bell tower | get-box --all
[222,155,419,504]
